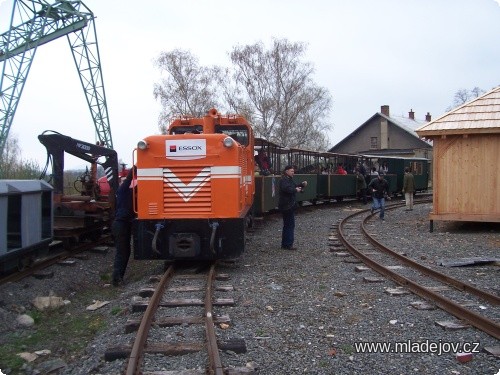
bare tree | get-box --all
[154,41,333,150]
[446,87,485,111]
[215,66,255,122]
[0,134,21,177]
[470,86,484,98]
[222,39,333,150]
[0,133,41,179]
[153,49,221,133]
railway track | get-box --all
[105,262,251,374]
[334,200,500,340]
[0,233,113,285]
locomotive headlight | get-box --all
[137,140,148,150]
[223,137,234,148]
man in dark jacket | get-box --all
[368,173,389,220]
[112,166,136,286]
[278,165,307,250]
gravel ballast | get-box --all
[0,200,499,375]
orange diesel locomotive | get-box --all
[133,109,254,260]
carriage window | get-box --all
[370,137,378,149]
[410,162,423,175]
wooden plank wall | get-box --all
[431,133,500,222]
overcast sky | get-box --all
[1,0,500,169]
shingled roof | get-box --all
[416,86,500,137]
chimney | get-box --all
[409,109,415,120]
[381,105,389,116]
[425,112,432,122]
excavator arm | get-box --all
[37,130,119,245]
[38,130,118,196]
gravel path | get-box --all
[0,200,499,375]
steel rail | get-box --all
[364,204,500,306]
[337,204,500,340]
[126,265,175,375]
[205,262,224,375]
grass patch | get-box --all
[0,282,123,373]
[340,343,354,355]
[0,307,107,372]
[319,360,329,367]
[0,338,26,370]
[111,306,123,315]
[0,259,162,372]
[255,328,268,337]
[100,272,112,283]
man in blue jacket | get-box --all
[112,166,136,286]
[368,173,389,221]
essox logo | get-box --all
[166,139,206,160]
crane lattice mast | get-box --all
[0,0,113,158]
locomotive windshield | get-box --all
[214,125,249,146]
[169,125,203,135]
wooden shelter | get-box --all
[416,86,500,231]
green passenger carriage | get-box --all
[252,139,429,216]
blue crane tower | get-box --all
[0,0,112,159]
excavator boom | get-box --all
[38,131,118,195]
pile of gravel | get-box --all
[0,200,498,375]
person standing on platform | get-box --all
[368,173,389,221]
[356,167,368,204]
[278,165,307,250]
[402,167,415,211]
[112,166,136,286]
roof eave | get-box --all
[416,127,500,137]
